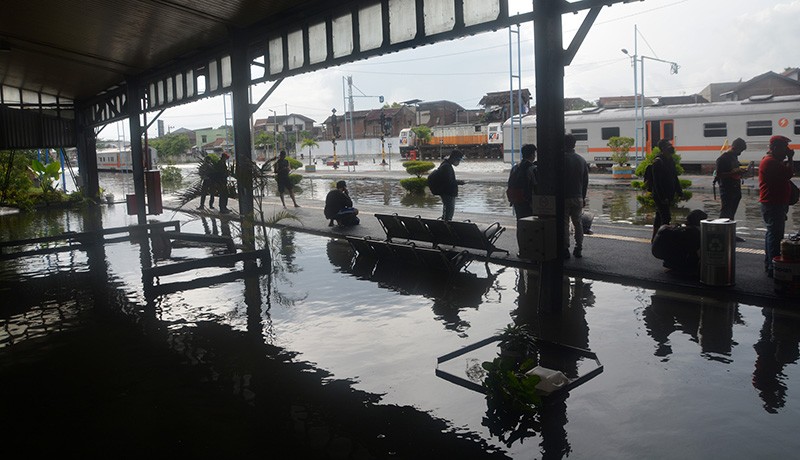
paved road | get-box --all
[164,170,798,309]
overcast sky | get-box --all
[132,0,798,139]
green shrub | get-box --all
[400,177,428,194]
[287,157,303,170]
[402,160,435,178]
[160,165,183,186]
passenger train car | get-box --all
[97,146,158,172]
[399,122,503,160]
[502,95,800,171]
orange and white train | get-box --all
[399,122,503,160]
[502,94,800,171]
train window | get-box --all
[601,127,620,140]
[703,122,727,137]
[795,119,800,135]
[571,128,588,141]
[474,125,482,133]
[746,120,772,136]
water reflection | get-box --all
[753,308,800,414]
[643,291,741,363]
[327,239,501,336]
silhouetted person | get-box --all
[197,153,216,209]
[275,150,299,208]
[507,143,538,219]
[716,137,747,242]
[215,152,231,214]
[651,209,708,273]
[563,134,588,258]
[324,180,359,227]
[438,149,465,221]
[651,139,682,241]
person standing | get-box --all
[438,150,465,221]
[716,138,747,217]
[759,135,795,277]
[563,134,589,258]
[275,150,300,208]
[507,144,538,220]
[197,153,216,209]
[651,139,682,241]
[215,152,231,214]
[324,180,359,227]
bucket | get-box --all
[773,256,800,297]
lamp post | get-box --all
[330,108,339,169]
[268,109,278,156]
[622,29,679,165]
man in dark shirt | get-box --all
[438,150,465,221]
[324,180,359,227]
[716,138,746,220]
[651,139,682,241]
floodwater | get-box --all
[95,159,798,236]
[1,205,799,458]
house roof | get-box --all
[598,96,656,108]
[479,89,531,106]
[723,71,800,96]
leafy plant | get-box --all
[160,165,183,187]
[482,355,542,412]
[497,323,538,359]
[399,177,428,194]
[149,133,191,161]
[410,125,432,145]
[608,136,634,166]
[29,158,61,193]
[402,160,435,178]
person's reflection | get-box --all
[643,292,738,361]
[279,228,298,272]
[200,215,217,235]
[326,238,354,272]
[753,308,800,413]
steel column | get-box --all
[75,107,99,198]
[127,78,147,225]
[533,0,566,310]
[231,32,255,249]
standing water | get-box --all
[1,205,799,458]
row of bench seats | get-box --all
[374,213,508,257]
[346,236,472,274]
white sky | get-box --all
[120,0,799,140]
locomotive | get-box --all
[399,122,504,160]
[502,95,800,171]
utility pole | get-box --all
[331,108,340,169]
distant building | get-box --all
[699,82,740,103]
[718,71,800,101]
[479,89,531,122]
[658,94,708,105]
[170,127,196,146]
[597,95,656,108]
[194,127,229,151]
[322,106,415,140]
[253,113,315,136]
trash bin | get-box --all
[700,218,736,286]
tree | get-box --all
[608,136,635,166]
[410,125,432,145]
[399,160,435,194]
[149,133,191,163]
[300,137,319,163]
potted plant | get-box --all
[608,136,635,179]
[496,323,538,362]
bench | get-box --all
[345,236,472,273]
[374,213,507,256]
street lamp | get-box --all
[268,109,278,156]
[622,28,679,165]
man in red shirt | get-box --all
[758,135,795,277]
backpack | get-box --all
[506,161,533,205]
[427,167,445,195]
[642,163,654,192]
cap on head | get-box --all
[336,180,347,189]
[769,135,790,149]
[657,139,673,152]
[449,149,464,161]
[732,138,747,150]
[521,144,537,159]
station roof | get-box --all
[1,0,329,103]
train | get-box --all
[96,146,158,172]
[399,122,504,160]
[502,94,800,172]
